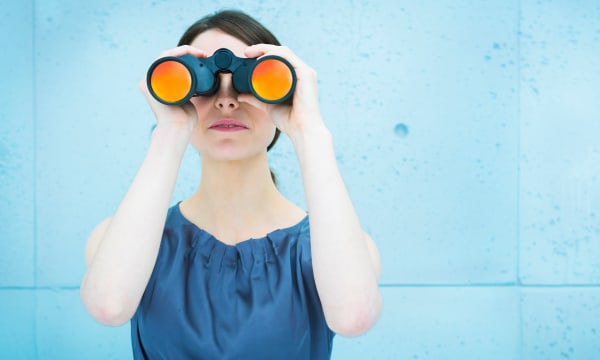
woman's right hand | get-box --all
[139,45,207,133]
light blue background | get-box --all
[1,0,599,359]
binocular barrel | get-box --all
[147,48,296,106]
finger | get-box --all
[244,43,274,58]
[156,45,208,61]
[245,44,299,61]
[245,44,309,76]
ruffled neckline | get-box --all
[174,202,308,248]
[170,203,309,268]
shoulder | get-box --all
[280,214,310,243]
[281,215,312,267]
[159,203,199,250]
[164,203,184,227]
[266,214,310,258]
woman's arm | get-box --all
[80,123,191,326]
[293,125,382,338]
[80,45,204,326]
[243,44,382,337]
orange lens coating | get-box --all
[251,59,293,101]
[150,60,192,103]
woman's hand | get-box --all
[240,44,328,144]
[139,45,207,134]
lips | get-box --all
[208,119,249,132]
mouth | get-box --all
[208,119,249,132]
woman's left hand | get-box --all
[239,44,327,143]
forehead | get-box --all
[189,29,248,58]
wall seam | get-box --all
[516,0,523,358]
[376,283,600,288]
[0,286,82,291]
[31,0,39,358]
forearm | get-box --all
[292,124,382,336]
[81,124,190,325]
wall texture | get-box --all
[1,0,599,359]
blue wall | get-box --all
[1,0,599,358]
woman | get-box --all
[80,9,381,359]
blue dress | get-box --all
[131,203,335,359]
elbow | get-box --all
[326,293,383,337]
[80,284,134,327]
[88,305,132,327]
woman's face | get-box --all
[187,29,277,162]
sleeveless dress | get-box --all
[130,203,335,359]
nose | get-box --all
[214,73,239,111]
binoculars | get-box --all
[147,48,296,106]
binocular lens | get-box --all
[149,60,192,104]
[251,59,294,103]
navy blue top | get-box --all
[131,203,335,359]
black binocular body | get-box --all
[147,48,296,106]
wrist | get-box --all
[289,122,334,159]
[150,123,192,154]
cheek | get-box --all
[187,129,205,154]
[267,123,277,142]
[244,105,274,129]
[252,113,277,146]
[190,97,212,118]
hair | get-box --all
[178,10,282,185]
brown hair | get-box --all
[178,10,282,153]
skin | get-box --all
[80,29,382,337]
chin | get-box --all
[200,146,267,162]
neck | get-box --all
[190,152,282,219]
[180,152,306,244]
